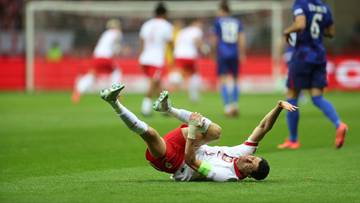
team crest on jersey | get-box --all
[221,153,235,163]
[165,162,173,169]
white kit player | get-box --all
[100,83,298,182]
[72,19,122,103]
[139,2,173,116]
[173,19,205,102]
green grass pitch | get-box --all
[0,91,359,203]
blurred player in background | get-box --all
[101,83,298,182]
[279,0,348,149]
[173,19,205,102]
[212,0,246,117]
[139,2,173,116]
[72,19,122,103]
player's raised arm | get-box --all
[248,101,298,143]
[283,4,306,43]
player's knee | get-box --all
[311,95,322,107]
[210,124,222,140]
[142,127,159,140]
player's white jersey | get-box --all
[172,143,257,182]
[174,26,203,59]
[139,18,173,67]
[93,29,122,58]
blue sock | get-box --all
[311,95,340,128]
[220,84,230,105]
[287,98,299,142]
[231,83,239,103]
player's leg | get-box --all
[229,57,240,116]
[184,60,201,102]
[101,84,166,158]
[110,69,122,85]
[153,90,221,143]
[72,71,96,103]
[309,63,348,148]
[188,72,201,103]
[278,61,307,149]
[141,67,162,116]
[217,58,232,115]
[278,88,301,148]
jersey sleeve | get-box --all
[212,19,221,37]
[238,20,244,33]
[196,27,203,39]
[224,141,258,157]
[324,5,334,27]
[139,24,146,39]
[165,23,174,41]
[292,0,305,17]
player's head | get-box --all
[191,18,203,28]
[250,157,270,180]
[236,155,270,180]
[154,2,167,18]
[218,0,231,16]
[106,19,121,30]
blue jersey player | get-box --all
[211,0,246,117]
[279,0,348,149]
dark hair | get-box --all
[154,2,167,17]
[250,158,270,180]
[219,0,230,13]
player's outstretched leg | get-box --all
[72,72,95,103]
[153,90,221,143]
[310,92,348,149]
[101,83,166,157]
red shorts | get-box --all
[175,58,196,74]
[93,57,114,74]
[145,124,187,173]
[141,65,164,79]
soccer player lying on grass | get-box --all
[101,84,298,182]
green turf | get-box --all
[0,91,359,203]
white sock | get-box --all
[111,69,122,84]
[168,107,211,133]
[141,97,152,115]
[188,74,201,102]
[168,107,192,123]
[113,100,148,134]
[76,73,95,93]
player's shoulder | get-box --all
[140,18,152,29]
[293,0,308,5]
[157,18,173,30]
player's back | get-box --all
[139,18,173,66]
[174,26,202,59]
[292,0,333,64]
[213,16,243,59]
[94,29,122,58]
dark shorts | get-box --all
[217,57,239,76]
[286,61,327,89]
[145,124,187,174]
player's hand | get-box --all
[189,112,203,127]
[278,100,299,112]
[283,32,291,45]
